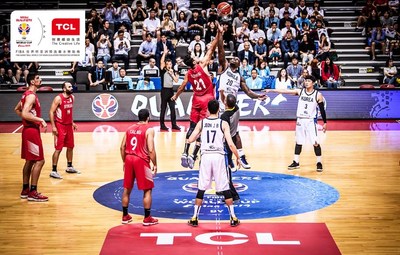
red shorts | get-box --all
[123,155,154,190]
[54,122,74,150]
[21,127,44,161]
[190,94,214,123]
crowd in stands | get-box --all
[0,0,399,88]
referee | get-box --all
[159,44,180,131]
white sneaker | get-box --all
[181,154,188,168]
[50,171,63,179]
[240,155,251,169]
[65,166,80,174]
[187,155,195,169]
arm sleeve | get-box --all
[318,101,327,123]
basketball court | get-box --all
[0,120,399,254]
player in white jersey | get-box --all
[187,99,241,227]
[265,75,327,172]
[217,25,266,169]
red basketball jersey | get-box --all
[125,123,150,162]
[187,65,214,97]
[55,93,74,125]
[20,90,41,128]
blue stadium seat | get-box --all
[150,77,161,90]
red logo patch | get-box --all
[51,18,80,35]
[101,223,341,255]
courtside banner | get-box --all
[10,10,85,62]
[0,90,399,122]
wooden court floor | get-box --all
[0,124,399,255]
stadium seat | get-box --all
[359,84,375,89]
[150,77,161,90]
[76,71,89,91]
[380,84,395,89]
[38,86,53,91]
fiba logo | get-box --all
[92,94,118,119]
[18,23,30,39]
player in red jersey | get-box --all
[14,73,48,202]
[120,109,158,226]
[49,81,79,179]
[171,23,223,169]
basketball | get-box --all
[217,2,231,16]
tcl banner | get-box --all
[10,10,85,62]
[100,223,342,255]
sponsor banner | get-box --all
[10,10,85,62]
[0,90,399,122]
[100,223,341,255]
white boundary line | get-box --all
[12,125,23,134]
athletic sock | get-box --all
[30,185,37,192]
[144,208,151,218]
[23,183,29,190]
[123,206,128,216]
[192,205,201,218]
[184,143,190,155]
[52,165,57,172]
[294,155,300,163]
[238,149,244,157]
[67,162,72,167]
[228,205,236,218]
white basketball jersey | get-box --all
[296,89,319,119]
[218,67,241,111]
[200,118,225,155]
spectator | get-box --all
[269,41,282,66]
[176,11,189,44]
[85,22,97,45]
[112,30,131,70]
[162,2,177,22]
[281,30,299,68]
[88,8,102,32]
[355,0,377,32]
[295,10,311,34]
[136,76,155,90]
[279,10,295,30]
[136,33,156,70]
[281,20,297,40]
[286,57,303,88]
[222,22,236,55]
[264,0,280,18]
[206,8,219,24]
[383,58,397,85]
[142,9,161,41]
[279,1,295,19]
[246,69,263,89]
[191,43,205,62]
[239,58,253,80]
[296,69,310,89]
[365,10,382,34]
[0,43,12,71]
[107,60,121,80]
[254,37,268,67]
[156,34,176,69]
[88,59,106,89]
[173,56,186,72]
[116,0,133,32]
[380,10,395,29]
[310,58,322,86]
[202,1,217,20]
[96,34,112,66]
[374,0,390,16]
[160,13,176,39]
[232,0,248,11]
[113,24,131,40]
[248,0,265,19]
[383,24,398,57]
[188,10,205,40]
[249,24,266,45]
[388,0,399,15]
[151,1,163,17]
[238,42,255,65]
[299,34,315,65]
[250,7,265,31]
[311,1,324,18]
[97,20,114,41]
[266,22,283,47]
[321,57,340,89]
[102,0,117,24]
[236,20,251,48]
[316,33,330,61]
[256,59,271,78]
[131,0,148,35]
[140,58,160,77]
[205,21,217,45]
[237,35,255,53]
[264,9,280,29]
[113,68,134,90]
[293,0,309,19]
[174,0,192,20]
[131,0,147,10]
[188,34,206,54]
[367,26,386,60]
[232,9,248,33]
[84,37,95,64]
[70,49,94,84]
[274,68,291,89]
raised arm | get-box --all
[217,22,228,72]
[199,27,220,69]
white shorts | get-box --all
[295,118,319,145]
[198,153,230,192]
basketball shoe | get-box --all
[188,217,198,227]
[316,162,323,172]
[143,216,158,226]
[20,188,30,199]
[27,190,48,202]
[230,216,240,227]
[240,155,251,169]
[66,166,80,174]
[288,161,300,170]
[121,214,132,224]
[50,171,63,179]
[181,153,188,168]
[187,155,196,169]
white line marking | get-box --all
[12,125,23,134]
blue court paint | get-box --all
[93,171,339,220]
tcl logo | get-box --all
[52,18,80,35]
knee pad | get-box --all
[314,144,322,156]
[295,144,302,155]
[222,190,233,200]
[196,190,205,199]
